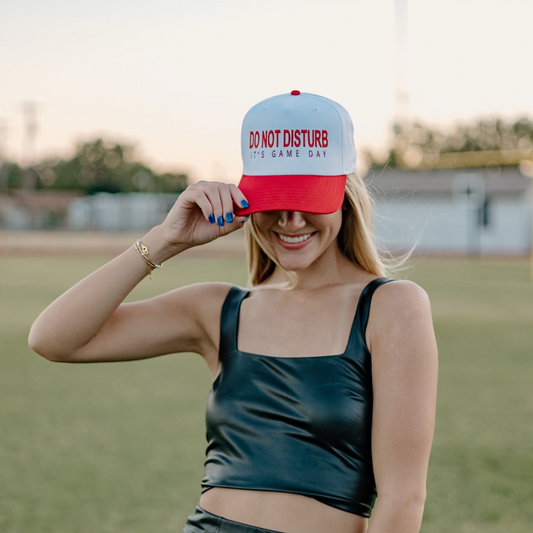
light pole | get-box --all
[394,0,409,125]
[520,160,533,281]
[393,0,409,161]
[528,175,533,282]
[21,101,39,166]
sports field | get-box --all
[1,253,532,533]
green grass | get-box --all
[1,254,532,533]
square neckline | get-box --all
[233,277,383,359]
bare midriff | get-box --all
[199,487,368,533]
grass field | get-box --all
[1,254,532,533]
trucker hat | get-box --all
[234,90,357,216]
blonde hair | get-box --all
[244,172,414,289]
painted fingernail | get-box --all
[240,199,249,208]
[208,213,215,224]
[217,216,225,227]
[225,212,234,224]
[243,215,250,222]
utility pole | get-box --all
[20,101,40,190]
[21,101,39,167]
[393,0,410,162]
[394,0,409,123]
[0,119,8,194]
[0,119,8,160]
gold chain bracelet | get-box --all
[133,239,163,279]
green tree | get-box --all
[2,139,188,194]
[0,162,24,191]
[366,116,533,169]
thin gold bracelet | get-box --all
[133,239,163,279]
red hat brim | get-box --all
[234,174,347,216]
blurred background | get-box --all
[1,1,532,532]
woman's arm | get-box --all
[28,182,248,363]
[365,280,438,533]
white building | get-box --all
[0,191,179,231]
[67,192,178,231]
[365,167,531,256]
[2,169,531,257]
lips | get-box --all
[278,232,313,244]
[274,231,317,250]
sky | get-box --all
[1,0,532,183]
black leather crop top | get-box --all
[201,277,397,518]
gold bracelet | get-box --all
[133,240,163,279]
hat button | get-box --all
[291,90,301,96]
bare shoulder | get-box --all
[180,280,235,319]
[166,281,237,356]
[169,281,240,373]
[130,280,236,354]
[168,280,234,307]
[373,279,431,316]
[162,280,235,326]
[366,279,434,353]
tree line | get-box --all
[1,116,532,193]
[0,139,188,194]
[365,116,533,169]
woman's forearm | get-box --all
[366,494,426,533]
[28,224,187,359]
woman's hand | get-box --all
[161,181,249,248]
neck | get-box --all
[266,243,362,291]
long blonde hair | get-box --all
[244,172,413,288]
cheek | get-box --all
[250,214,266,234]
[318,214,343,237]
[331,214,343,232]
[252,213,276,229]
[335,217,343,236]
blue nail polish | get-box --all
[240,199,249,208]
[225,212,234,224]
[208,213,215,224]
[217,215,225,227]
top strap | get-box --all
[355,277,397,340]
[219,285,249,354]
[219,279,398,356]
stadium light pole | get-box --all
[530,175,533,282]
[21,101,39,168]
[394,0,409,133]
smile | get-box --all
[274,232,318,250]
[277,233,313,244]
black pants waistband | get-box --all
[182,505,290,533]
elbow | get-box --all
[28,324,44,357]
[28,325,67,362]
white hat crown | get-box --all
[242,91,357,177]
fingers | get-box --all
[215,183,250,233]
[218,184,250,232]
[186,181,249,228]
[219,184,234,226]
[228,184,250,212]
[183,188,215,223]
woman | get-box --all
[29,91,438,533]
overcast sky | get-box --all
[1,0,531,182]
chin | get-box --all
[277,255,315,272]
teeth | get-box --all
[278,233,313,244]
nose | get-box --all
[278,211,306,232]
